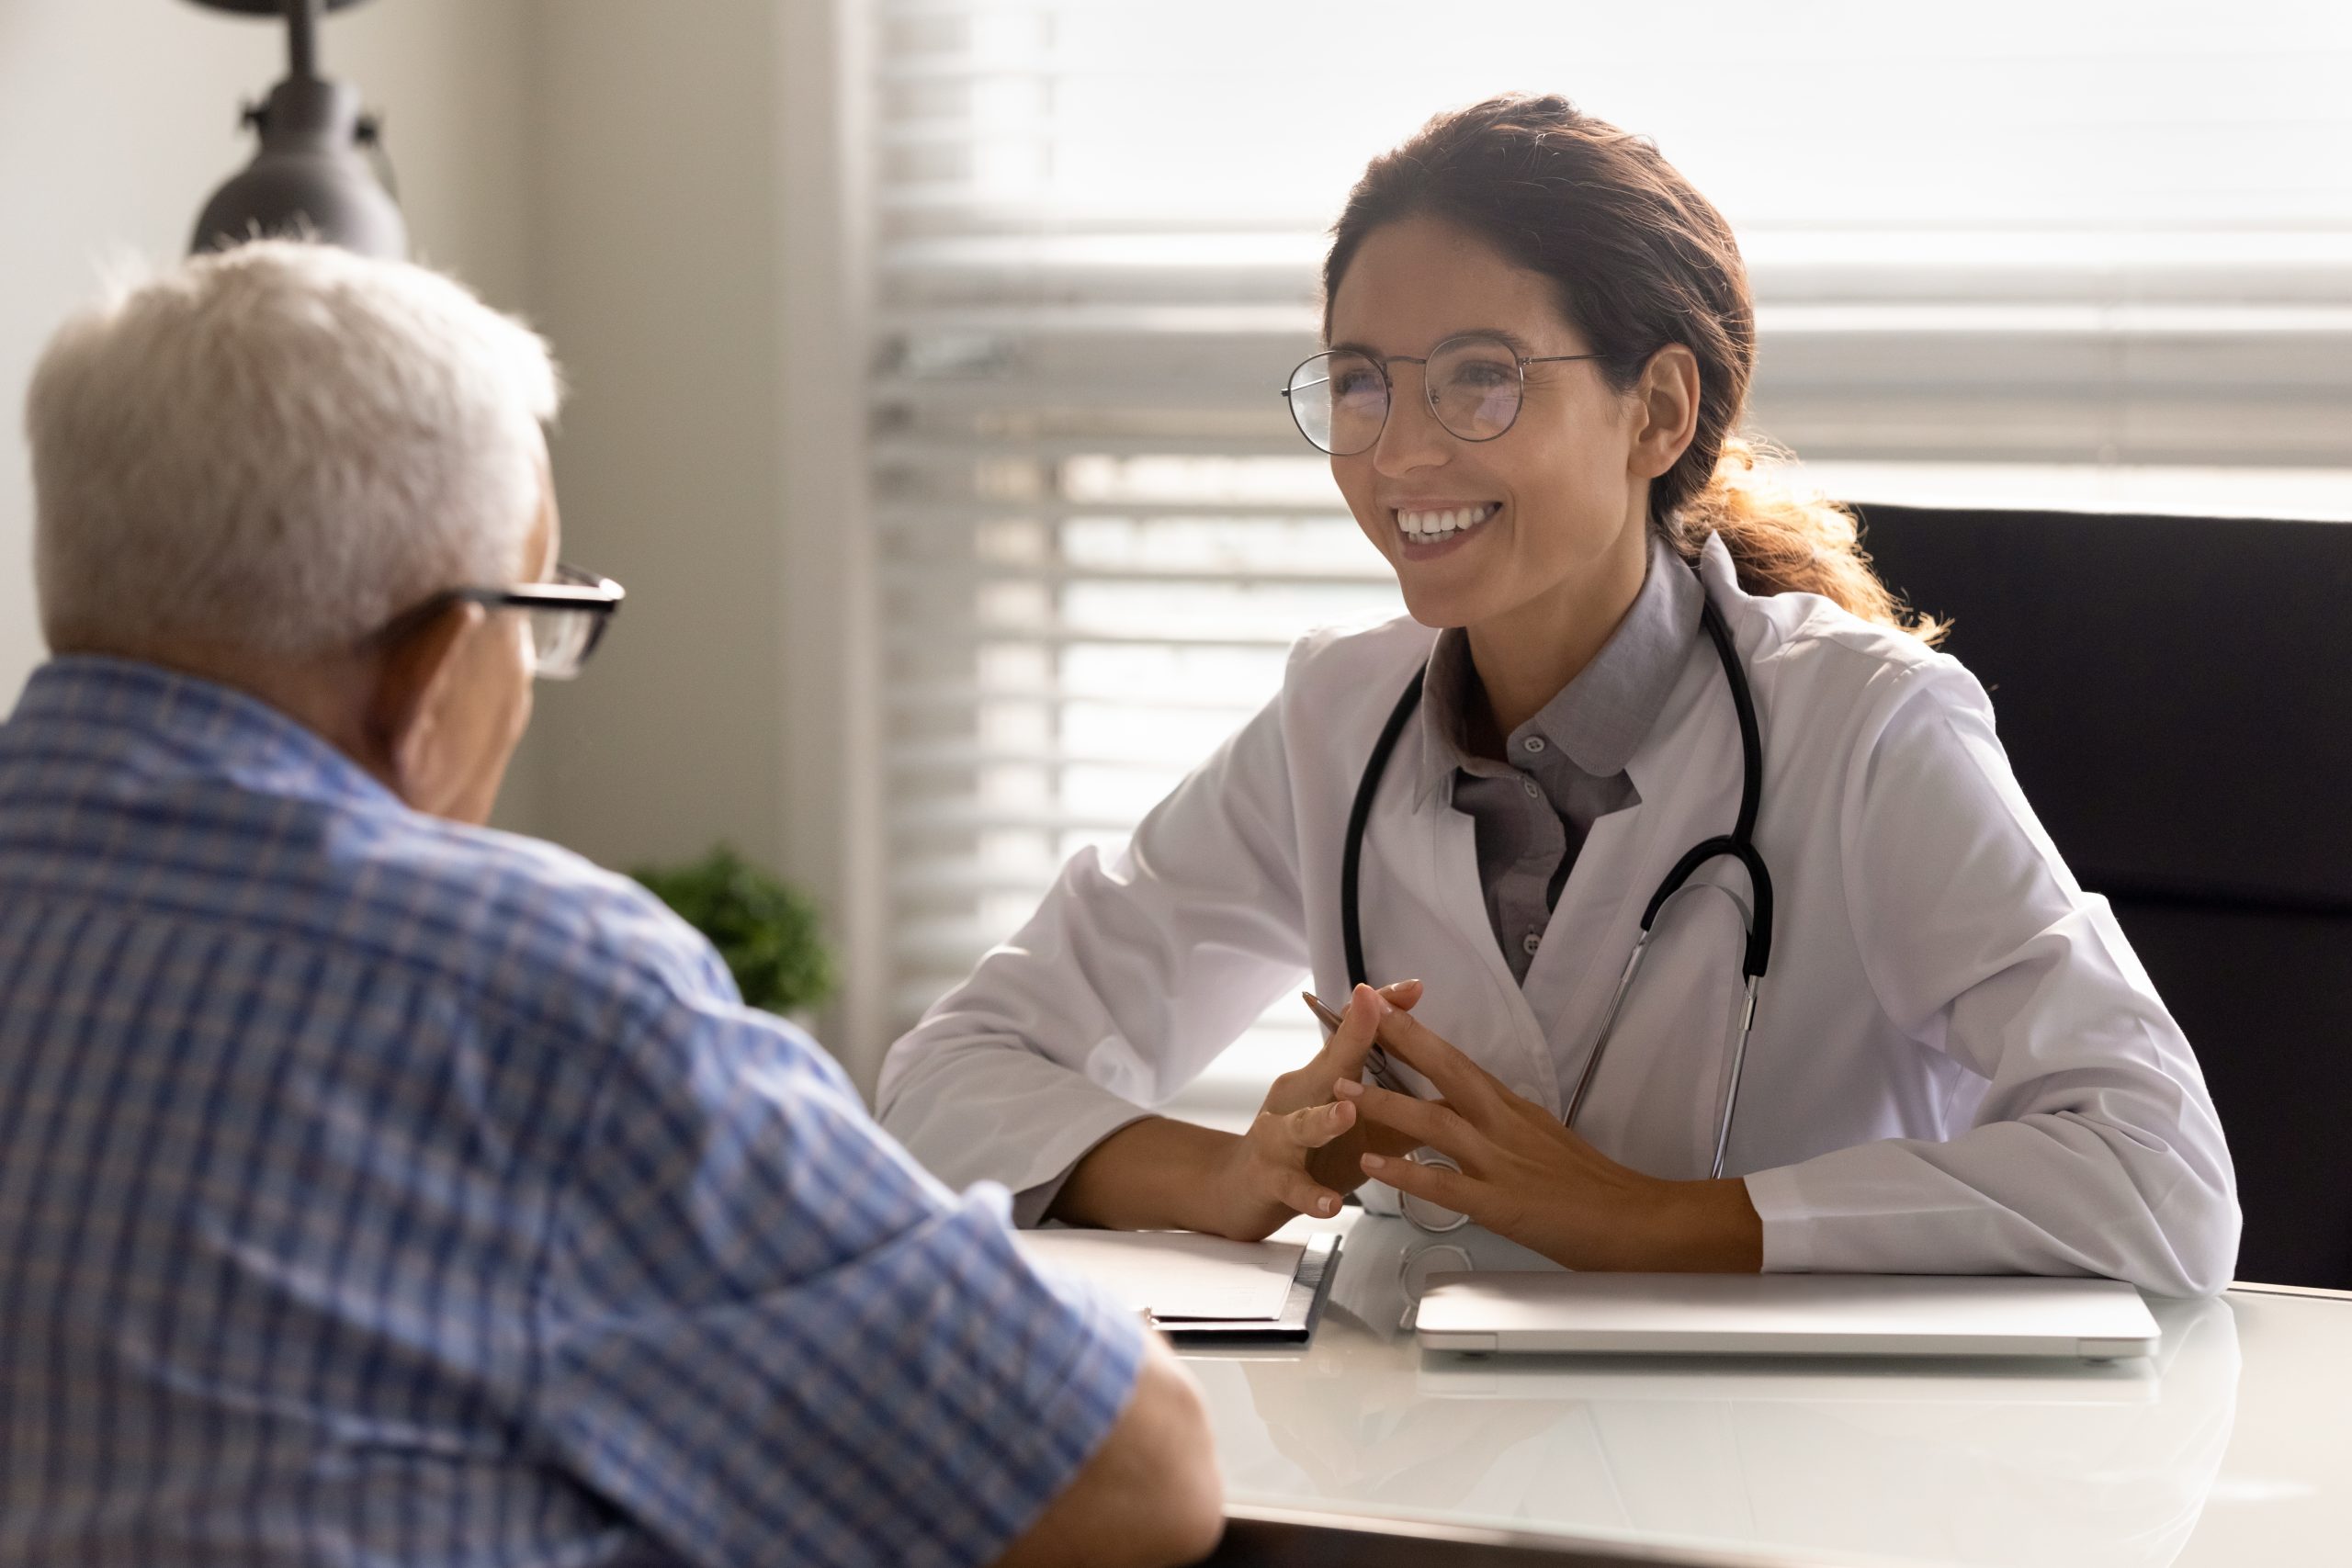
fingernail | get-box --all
[1333,1078,1363,1100]
[1368,989,1393,1019]
[1317,1196,1337,1214]
[1362,1153,1387,1170]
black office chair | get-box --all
[1853,502,2352,1291]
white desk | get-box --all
[1180,1213,2349,1566]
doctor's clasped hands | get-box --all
[1060,975,1770,1267]
[1054,980,1423,1240]
[1343,989,1767,1272]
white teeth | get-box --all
[1397,503,1498,539]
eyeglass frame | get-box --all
[1281,332,1604,456]
[373,562,625,681]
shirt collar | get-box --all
[7,655,401,812]
[1412,532,1703,807]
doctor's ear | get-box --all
[1626,344,1702,482]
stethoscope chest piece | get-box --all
[1396,1148,1471,1234]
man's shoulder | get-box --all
[334,808,729,1032]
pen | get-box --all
[1301,990,1415,1096]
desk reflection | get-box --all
[1194,1216,2238,1568]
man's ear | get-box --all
[366,601,484,809]
[1629,343,1702,481]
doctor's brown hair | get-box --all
[1324,94,1942,644]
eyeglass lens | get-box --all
[1286,335,1526,455]
[525,563,610,681]
[526,607,595,680]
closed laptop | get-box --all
[1416,1272,2161,1359]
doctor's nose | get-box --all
[1370,367,1454,477]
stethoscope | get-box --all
[1340,571,1776,1230]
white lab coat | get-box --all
[878,535,2241,1295]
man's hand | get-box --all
[1341,1001,1763,1272]
[1200,981,1426,1240]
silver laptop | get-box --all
[1415,1271,2161,1359]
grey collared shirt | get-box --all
[1419,536,1702,983]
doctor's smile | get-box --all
[1391,501,1500,559]
[879,93,2236,1300]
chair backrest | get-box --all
[1851,502,2352,1290]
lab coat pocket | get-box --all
[1570,881,1752,1180]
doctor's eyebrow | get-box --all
[1325,328,1544,360]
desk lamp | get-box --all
[186,0,406,258]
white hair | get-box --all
[27,240,561,658]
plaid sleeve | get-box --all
[528,993,1145,1568]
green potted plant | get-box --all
[632,845,837,1023]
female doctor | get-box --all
[877,95,2238,1295]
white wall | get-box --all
[523,0,874,1062]
[524,0,789,874]
[0,0,540,821]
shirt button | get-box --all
[1522,931,1543,954]
[1521,778,1542,799]
[1522,736,1547,754]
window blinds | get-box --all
[863,0,2352,1108]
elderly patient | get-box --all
[0,242,1221,1568]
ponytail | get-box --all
[1668,437,1945,645]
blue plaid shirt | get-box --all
[0,657,1143,1568]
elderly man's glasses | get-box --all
[455,563,624,680]
[403,563,623,681]
[1283,333,1600,457]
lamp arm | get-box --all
[286,0,321,81]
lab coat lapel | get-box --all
[1533,621,1747,1136]
[1518,796,1648,1111]
[1420,775,1556,1109]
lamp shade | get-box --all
[191,74,406,259]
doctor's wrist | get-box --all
[1645,1178,1765,1272]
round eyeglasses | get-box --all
[1283,333,1601,457]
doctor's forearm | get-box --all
[1049,1117,1250,1234]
